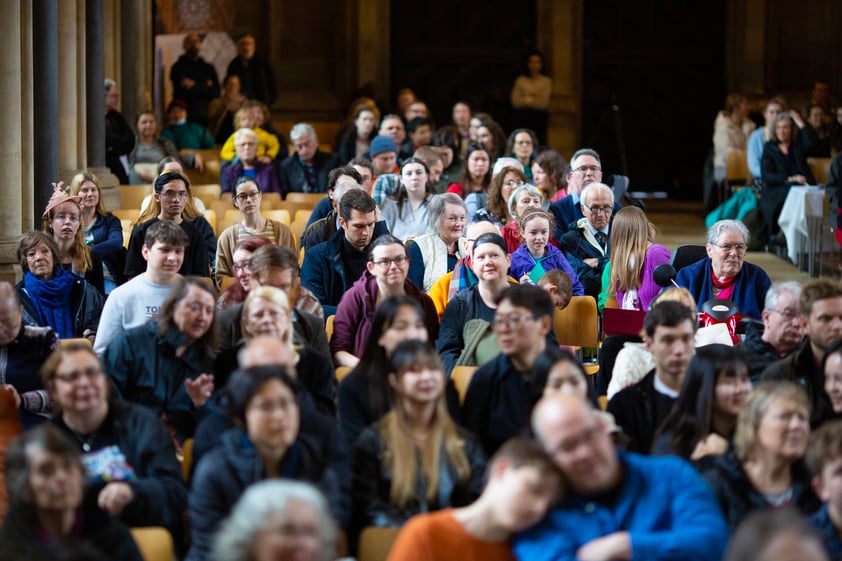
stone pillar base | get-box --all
[0,240,22,285]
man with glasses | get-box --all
[462,284,555,456]
[95,221,189,356]
[762,278,842,427]
[301,189,379,316]
[676,219,771,320]
[549,148,622,238]
[330,234,438,367]
[738,281,805,381]
[124,171,210,278]
[559,182,614,298]
[515,394,728,561]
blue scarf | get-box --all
[24,268,75,338]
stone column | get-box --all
[57,0,79,177]
[33,0,59,228]
[86,0,105,167]
[537,0,583,156]
[21,0,35,235]
[120,0,153,121]
[0,1,22,283]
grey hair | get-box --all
[764,281,803,312]
[569,148,601,169]
[104,78,116,93]
[234,128,258,145]
[212,480,337,561]
[507,183,543,217]
[706,219,750,246]
[332,180,364,205]
[580,182,614,208]
[290,123,317,142]
[428,192,466,235]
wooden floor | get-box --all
[643,199,832,284]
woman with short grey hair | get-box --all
[212,480,337,561]
[406,193,467,291]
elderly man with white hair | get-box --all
[675,218,771,320]
[559,182,614,298]
[279,122,340,195]
[220,127,282,194]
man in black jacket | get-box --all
[169,33,220,127]
[608,301,696,453]
[225,34,276,105]
[279,123,341,195]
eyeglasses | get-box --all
[492,314,538,330]
[582,203,612,215]
[714,243,747,254]
[233,261,252,273]
[55,367,103,384]
[573,165,601,173]
[53,213,80,223]
[234,191,261,203]
[159,190,188,200]
[770,308,800,320]
[372,255,408,268]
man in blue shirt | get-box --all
[515,394,729,561]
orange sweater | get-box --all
[386,508,516,561]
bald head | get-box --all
[532,394,620,495]
[463,220,501,255]
[238,336,296,375]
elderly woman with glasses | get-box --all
[676,219,772,320]
[220,128,282,196]
[407,193,467,292]
[216,177,295,289]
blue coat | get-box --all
[549,195,622,240]
[89,212,126,284]
[514,450,729,561]
[509,243,585,296]
[674,258,771,320]
[300,228,352,316]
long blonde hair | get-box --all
[69,172,107,216]
[609,206,658,292]
[377,341,471,508]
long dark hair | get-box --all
[350,295,428,419]
[389,157,436,214]
[456,142,492,197]
[654,344,749,458]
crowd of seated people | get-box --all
[9,78,842,561]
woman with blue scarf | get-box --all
[15,231,103,341]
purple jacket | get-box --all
[615,243,672,311]
[220,159,282,194]
[509,244,585,296]
[330,271,439,358]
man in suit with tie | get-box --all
[558,182,614,298]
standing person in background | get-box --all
[511,51,553,144]
[170,32,220,128]
[208,74,247,144]
[104,79,134,185]
[225,33,276,106]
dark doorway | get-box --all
[582,0,726,199]
[390,0,536,132]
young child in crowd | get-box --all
[386,437,563,561]
[508,210,581,294]
[807,419,842,558]
[537,269,573,310]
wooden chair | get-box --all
[209,199,235,219]
[180,438,193,481]
[264,209,291,226]
[180,149,221,185]
[118,185,152,210]
[59,338,92,348]
[336,366,352,382]
[294,209,313,224]
[111,208,140,223]
[326,315,335,341]
[279,200,319,218]
[451,366,478,404]
[260,192,282,209]
[190,184,221,207]
[553,296,599,374]
[726,149,749,185]
[357,527,400,561]
[203,209,218,236]
[808,157,832,185]
[290,218,308,251]
[220,276,237,292]
[220,209,242,233]
[131,527,174,561]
